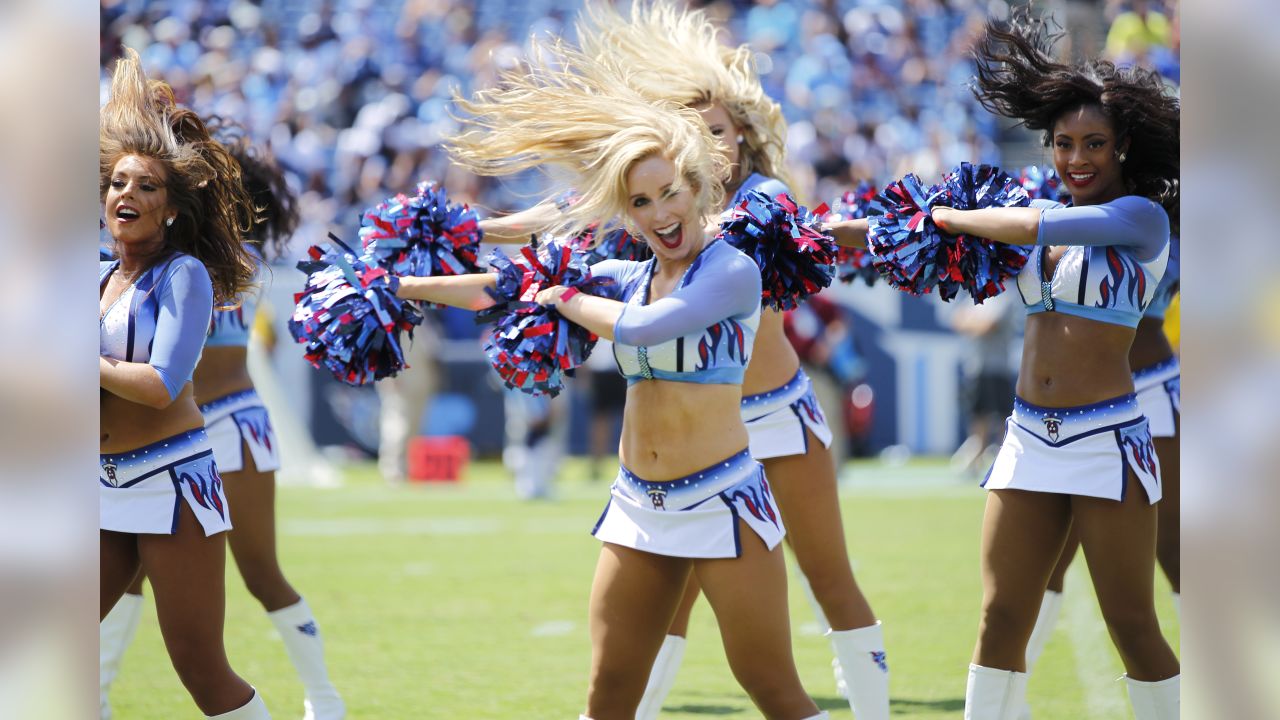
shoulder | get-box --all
[1030,198,1066,211]
[591,258,648,293]
[736,173,791,203]
[699,242,762,289]
[1109,195,1170,233]
[157,253,213,296]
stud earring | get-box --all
[736,134,745,143]
[165,217,175,227]
[1117,151,1127,163]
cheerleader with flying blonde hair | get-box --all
[397,37,829,720]
[555,5,888,717]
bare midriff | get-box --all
[100,384,204,454]
[1128,316,1175,373]
[618,380,749,480]
[742,309,802,398]
[192,345,254,406]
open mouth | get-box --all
[1066,172,1096,188]
[115,205,141,222]
[654,222,682,250]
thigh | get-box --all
[694,520,796,676]
[1046,523,1080,593]
[1071,474,1159,616]
[222,443,279,567]
[1154,421,1179,536]
[138,502,231,659]
[101,530,140,619]
[980,490,1073,603]
[587,543,691,712]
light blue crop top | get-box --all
[100,253,215,401]
[206,248,264,347]
[591,239,762,386]
[1143,234,1179,320]
[1015,196,1170,328]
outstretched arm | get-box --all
[532,287,626,341]
[397,273,498,310]
[930,206,1042,245]
[825,218,869,248]
[932,196,1168,258]
[478,200,564,244]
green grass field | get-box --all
[108,458,1179,719]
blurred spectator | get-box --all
[948,291,1020,476]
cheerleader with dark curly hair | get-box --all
[99,49,270,718]
[912,12,1181,719]
[100,119,344,719]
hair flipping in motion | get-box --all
[447,37,728,239]
[100,48,257,303]
[206,116,299,263]
[971,9,1179,231]
[575,0,791,191]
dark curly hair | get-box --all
[205,116,299,262]
[971,9,1179,232]
[100,48,257,303]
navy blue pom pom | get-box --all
[718,190,836,311]
[288,236,423,385]
[1018,165,1068,202]
[358,182,482,305]
[826,182,880,286]
[868,164,1031,303]
[476,239,618,397]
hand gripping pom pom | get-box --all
[475,239,619,397]
[825,182,880,287]
[288,235,424,385]
[1018,165,1068,202]
[358,181,483,306]
[718,190,837,311]
[868,164,1030,303]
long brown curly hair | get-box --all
[100,48,256,303]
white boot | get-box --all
[793,568,849,699]
[635,634,686,720]
[206,688,271,719]
[1017,590,1064,720]
[828,622,889,720]
[266,599,344,719]
[100,592,144,720]
[964,664,1028,720]
[1126,674,1180,720]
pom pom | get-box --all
[567,224,652,264]
[825,182,880,287]
[868,164,1030,303]
[476,239,619,397]
[358,182,482,305]
[718,190,837,311]
[1018,165,1068,202]
[288,235,423,385]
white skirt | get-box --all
[201,389,281,473]
[592,449,786,558]
[100,428,233,535]
[1133,357,1180,438]
[741,368,834,460]
[983,393,1162,503]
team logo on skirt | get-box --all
[646,487,667,511]
[1042,416,1062,442]
[103,463,118,486]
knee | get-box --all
[1101,605,1163,650]
[734,672,800,717]
[167,640,233,697]
[586,663,645,716]
[1156,538,1180,585]
[236,560,294,608]
[978,597,1037,646]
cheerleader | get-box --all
[1018,237,1179,719]
[391,42,828,720]
[920,13,1180,719]
[488,5,889,715]
[99,50,269,719]
[100,121,344,719]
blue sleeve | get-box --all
[1035,195,1170,261]
[612,250,761,347]
[151,257,214,400]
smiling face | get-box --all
[625,154,706,266]
[104,154,174,248]
[696,101,742,185]
[1051,104,1130,206]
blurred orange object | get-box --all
[407,436,470,482]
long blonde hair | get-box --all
[576,0,792,189]
[447,37,728,238]
[100,48,256,303]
